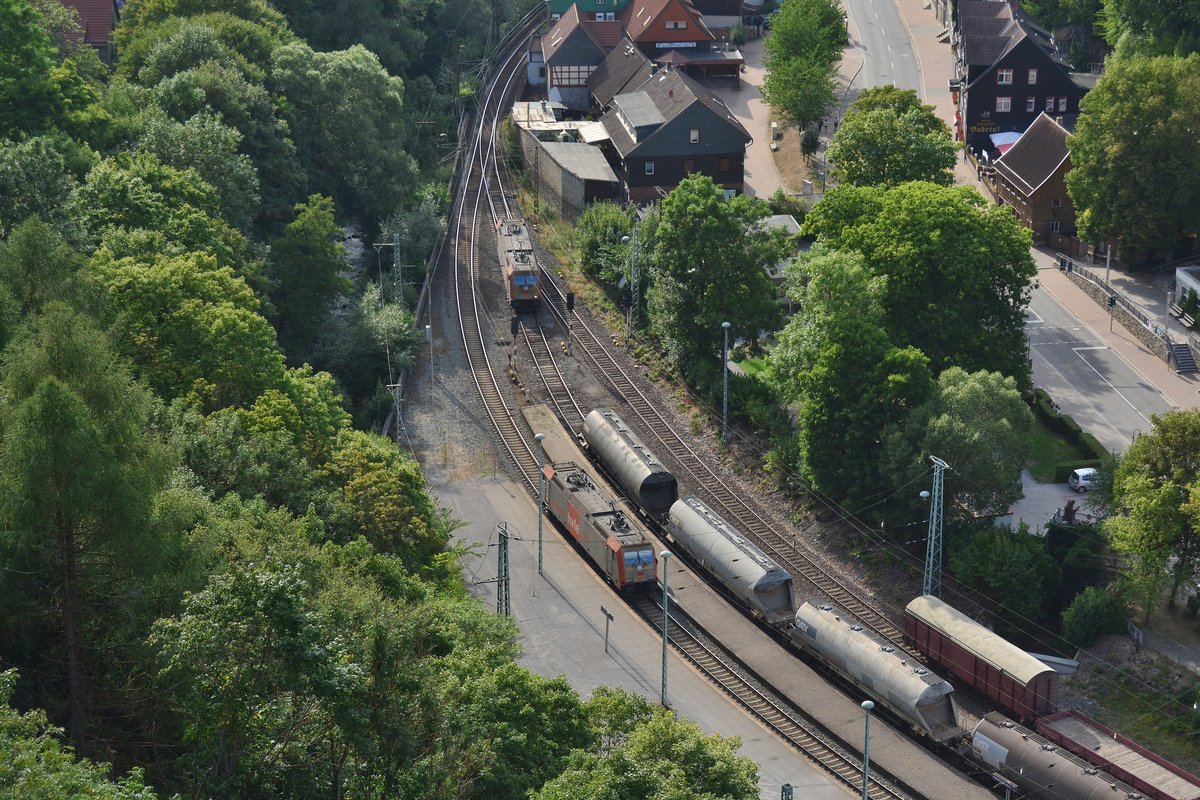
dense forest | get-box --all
[0,1,760,797]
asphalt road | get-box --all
[844,0,922,96]
[1028,282,1174,454]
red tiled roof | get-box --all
[584,20,624,48]
[58,0,117,48]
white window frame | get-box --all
[1046,96,1055,111]
[689,128,700,144]
[1058,96,1068,112]
[996,96,1012,113]
[997,68,1014,85]
[1027,68,1038,84]
[1026,96,1036,112]
[645,160,655,175]
[1051,197,1061,208]
[1050,221,1061,233]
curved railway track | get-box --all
[632,595,910,800]
[447,7,544,493]
[442,7,936,791]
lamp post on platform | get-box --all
[535,433,546,577]
[722,321,731,445]
[861,700,875,800]
[660,550,671,706]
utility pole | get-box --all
[923,456,948,598]
[393,232,402,306]
[490,0,500,52]
[497,522,511,617]
[629,228,641,342]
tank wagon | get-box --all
[973,713,1148,800]
[1037,710,1200,800]
[665,497,795,625]
[543,461,657,591]
[792,600,960,741]
[904,595,1059,721]
[582,408,678,519]
[495,215,540,310]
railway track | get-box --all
[520,315,585,435]
[632,595,910,800]
[534,270,922,658]
[446,6,545,492]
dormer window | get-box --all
[997,68,1013,84]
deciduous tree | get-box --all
[1066,53,1200,260]
[762,0,845,128]
[648,175,784,371]
[804,182,1035,381]
[271,42,417,230]
[827,107,957,186]
[1106,409,1200,620]
[533,708,758,800]
[951,526,1060,637]
[267,194,349,359]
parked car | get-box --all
[1068,467,1097,493]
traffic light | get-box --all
[510,315,520,336]
[1108,295,1116,308]
[566,291,575,312]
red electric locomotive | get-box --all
[543,462,657,591]
[495,215,541,310]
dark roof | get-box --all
[993,112,1069,197]
[59,0,117,48]
[544,5,606,63]
[600,67,749,156]
[588,41,656,107]
[958,0,1071,70]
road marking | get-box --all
[1031,339,1103,346]
[1072,347,1153,424]
[1026,309,1044,324]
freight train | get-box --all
[496,215,541,310]
[570,405,1197,800]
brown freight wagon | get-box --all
[903,595,1059,721]
[1037,709,1200,800]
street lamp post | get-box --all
[660,550,672,706]
[535,433,546,577]
[861,700,875,800]
[722,321,731,445]
[426,324,433,394]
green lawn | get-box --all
[1027,416,1089,482]
[734,356,769,377]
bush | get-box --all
[767,189,807,224]
[1062,586,1126,647]
[730,24,748,46]
[575,201,634,283]
[1077,432,1108,460]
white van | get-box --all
[1069,467,1097,493]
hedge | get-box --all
[1030,387,1110,479]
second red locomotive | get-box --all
[496,215,541,310]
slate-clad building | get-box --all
[588,41,657,111]
[951,0,1093,151]
[543,6,624,110]
[547,0,629,21]
[597,67,750,202]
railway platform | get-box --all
[432,405,853,800]
[521,405,996,800]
